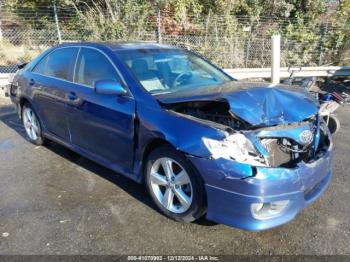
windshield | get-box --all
[115,49,232,94]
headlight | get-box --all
[202,133,268,166]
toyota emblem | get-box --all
[299,130,313,145]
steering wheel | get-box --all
[172,72,192,87]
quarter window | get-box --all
[33,55,49,75]
[74,48,119,87]
[33,47,78,81]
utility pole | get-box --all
[53,1,62,44]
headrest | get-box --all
[131,59,148,75]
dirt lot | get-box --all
[0,97,350,255]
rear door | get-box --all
[67,47,136,172]
[31,47,78,141]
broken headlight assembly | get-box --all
[202,133,268,166]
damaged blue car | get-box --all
[10,42,333,231]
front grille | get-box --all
[259,117,331,167]
[261,137,315,167]
[260,138,293,167]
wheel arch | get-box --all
[18,96,45,132]
[18,96,31,119]
[141,137,206,180]
[141,138,173,172]
[141,137,207,195]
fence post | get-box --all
[0,20,2,41]
[157,9,162,43]
[53,1,62,44]
[244,24,252,68]
[271,34,281,84]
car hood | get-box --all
[155,81,319,127]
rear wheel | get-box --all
[145,145,206,222]
[22,104,45,145]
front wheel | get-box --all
[145,146,206,222]
[22,104,45,145]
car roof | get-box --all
[56,41,179,52]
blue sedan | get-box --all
[9,42,333,230]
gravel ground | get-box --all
[0,97,349,255]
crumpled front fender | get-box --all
[137,102,227,158]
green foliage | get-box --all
[65,0,154,41]
[2,0,350,66]
[171,0,203,19]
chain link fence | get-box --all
[1,30,328,73]
[0,7,345,74]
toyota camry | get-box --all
[9,42,333,230]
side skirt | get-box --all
[42,132,142,183]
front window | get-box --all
[75,48,121,87]
[115,49,232,94]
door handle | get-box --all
[68,92,78,101]
[29,79,35,86]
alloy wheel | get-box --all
[23,107,40,141]
[149,157,193,214]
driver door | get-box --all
[66,47,136,173]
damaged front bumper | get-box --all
[188,142,332,231]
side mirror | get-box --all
[17,62,28,69]
[94,79,127,96]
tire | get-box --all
[325,115,340,134]
[22,103,45,145]
[145,145,206,223]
